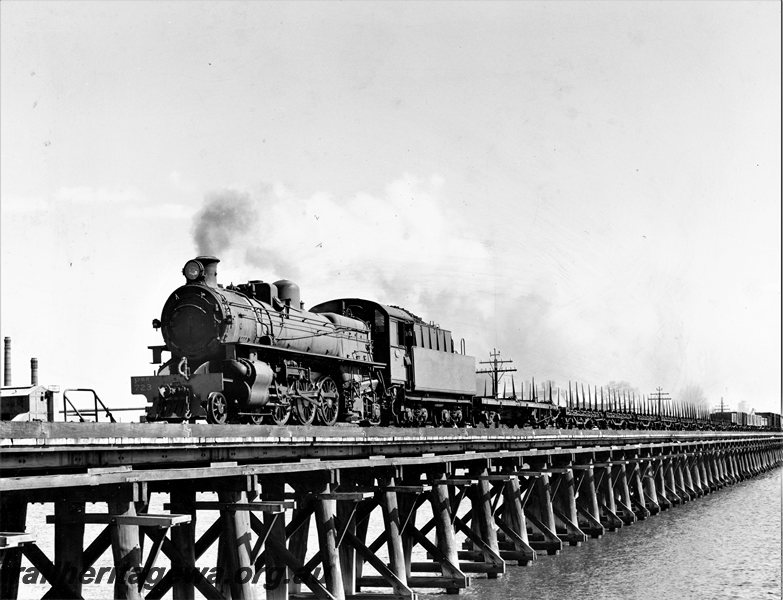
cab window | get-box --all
[374,310,385,333]
[389,320,406,346]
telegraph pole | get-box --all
[712,396,729,414]
[650,386,671,416]
[476,348,517,398]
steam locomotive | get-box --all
[131,257,476,425]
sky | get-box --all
[1,1,780,417]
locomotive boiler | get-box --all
[131,257,476,426]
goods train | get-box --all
[130,257,781,431]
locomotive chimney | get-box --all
[182,256,220,287]
[3,337,10,386]
[31,357,38,386]
[197,256,220,287]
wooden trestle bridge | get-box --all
[0,423,781,600]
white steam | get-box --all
[191,175,716,403]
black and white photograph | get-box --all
[1,2,780,599]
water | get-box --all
[15,468,781,600]
[447,468,782,600]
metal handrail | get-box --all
[61,392,87,422]
[60,407,140,413]
[61,388,117,423]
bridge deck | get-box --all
[1,422,779,492]
[4,421,776,445]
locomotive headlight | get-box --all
[183,259,203,282]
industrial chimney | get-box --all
[3,337,10,386]
[31,358,38,386]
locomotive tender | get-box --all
[131,257,476,426]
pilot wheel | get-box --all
[206,392,229,425]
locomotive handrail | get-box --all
[239,342,387,368]
[61,388,117,423]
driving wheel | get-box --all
[293,379,316,425]
[316,376,340,426]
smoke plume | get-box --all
[677,383,708,407]
[189,176,705,400]
[193,189,257,256]
[192,187,297,277]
